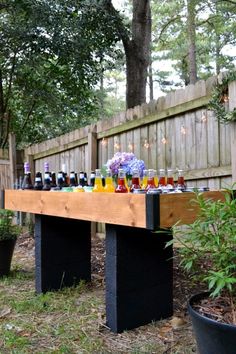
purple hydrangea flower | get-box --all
[106,152,146,177]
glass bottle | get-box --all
[93,169,104,192]
[51,171,57,188]
[158,169,166,188]
[104,169,115,193]
[145,169,156,191]
[84,172,88,186]
[43,162,51,191]
[90,171,95,187]
[69,171,77,187]
[141,169,148,189]
[21,162,33,190]
[78,171,85,188]
[176,169,186,190]
[115,168,128,193]
[167,169,174,189]
[61,164,69,187]
[154,170,159,188]
[33,172,43,190]
[57,171,65,189]
[129,169,141,193]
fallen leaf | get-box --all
[170,316,187,329]
[0,307,11,318]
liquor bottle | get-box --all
[33,172,43,190]
[104,169,115,193]
[21,162,33,190]
[115,169,128,193]
[61,164,69,187]
[89,171,95,187]
[57,171,65,189]
[176,169,186,190]
[93,169,104,192]
[145,169,156,191]
[129,169,141,193]
[84,172,88,186]
[158,169,166,188]
[78,171,85,188]
[69,171,77,187]
[51,171,57,188]
[42,162,51,191]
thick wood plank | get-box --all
[159,191,226,228]
[5,190,226,229]
[4,190,146,228]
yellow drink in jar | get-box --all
[92,169,104,192]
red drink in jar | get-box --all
[176,169,186,190]
[158,169,166,187]
[145,169,156,190]
[115,169,128,193]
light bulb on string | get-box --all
[128,141,133,151]
[161,137,167,144]
[143,139,150,149]
[114,141,120,150]
[201,112,207,122]
[181,125,186,135]
[101,137,107,146]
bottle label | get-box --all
[35,177,41,182]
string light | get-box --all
[223,94,229,103]
[128,141,133,151]
[114,141,120,150]
[101,138,107,146]
[201,113,207,122]
[143,139,150,149]
[181,125,186,135]
[161,137,167,144]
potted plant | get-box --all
[0,209,21,276]
[167,189,236,354]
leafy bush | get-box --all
[0,210,21,241]
[167,189,236,298]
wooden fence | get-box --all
[24,75,235,190]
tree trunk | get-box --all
[123,0,151,108]
[187,0,197,84]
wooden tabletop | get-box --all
[4,189,226,229]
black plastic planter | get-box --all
[0,239,16,276]
[188,292,236,354]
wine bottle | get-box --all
[33,172,43,190]
[42,162,51,191]
[21,162,33,190]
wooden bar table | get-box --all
[4,189,225,333]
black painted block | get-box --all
[35,215,91,293]
[105,224,173,333]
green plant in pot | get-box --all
[167,189,236,354]
[0,209,21,276]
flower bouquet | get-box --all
[105,152,146,184]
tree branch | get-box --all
[20,100,37,133]
[3,51,17,112]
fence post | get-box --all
[87,124,98,173]
[9,133,17,188]
[87,124,98,237]
[229,81,236,184]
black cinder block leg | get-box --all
[105,224,173,333]
[35,215,91,294]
